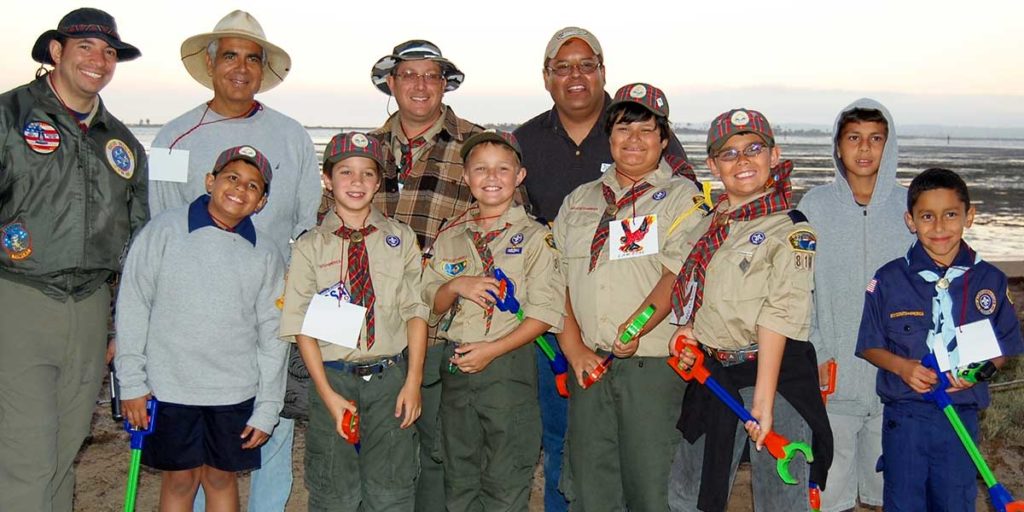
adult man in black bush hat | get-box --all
[0,8,147,511]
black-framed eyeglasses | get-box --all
[545,59,601,77]
[715,142,769,162]
[393,70,446,85]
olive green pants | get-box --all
[440,342,541,512]
[305,362,419,511]
[415,343,446,511]
[561,354,685,512]
[0,279,109,512]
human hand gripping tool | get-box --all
[581,304,656,389]
[122,397,157,512]
[342,408,361,453]
[488,267,571,397]
[921,353,1023,512]
[666,336,813,484]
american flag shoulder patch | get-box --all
[866,278,878,294]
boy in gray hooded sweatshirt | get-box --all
[798,98,915,512]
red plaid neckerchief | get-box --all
[336,224,379,350]
[471,222,510,335]
[398,137,426,183]
[670,161,794,323]
[589,181,655,272]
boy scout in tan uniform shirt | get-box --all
[690,200,815,351]
[554,161,704,356]
[421,131,565,511]
[280,208,428,361]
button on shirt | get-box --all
[279,208,430,362]
[422,205,565,343]
[690,207,816,351]
[856,241,1024,407]
[553,162,703,356]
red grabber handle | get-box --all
[554,374,570,398]
[667,335,709,384]
[342,409,360,445]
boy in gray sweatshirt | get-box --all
[115,145,288,510]
[798,99,915,512]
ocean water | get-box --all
[129,126,1024,261]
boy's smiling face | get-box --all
[838,120,887,179]
[463,143,525,213]
[707,133,780,206]
[325,156,380,216]
[204,160,267,228]
[905,187,975,266]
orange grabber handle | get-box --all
[667,335,709,384]
[821,359,837,404]
[342,409,360,446]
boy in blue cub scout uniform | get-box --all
[116,145,287,510]
[856,167,1024,511]
[279,132,428,511]
[421,131,565,511]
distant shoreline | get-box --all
[125,123,1024,142]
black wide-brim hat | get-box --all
[370,39,464,96]
[32,8,141,65]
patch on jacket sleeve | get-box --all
[105,139,136,179]
[866,278,878,294]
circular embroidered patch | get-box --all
[239,146,257,157]
[629,84,647,99]
[352,133,369,148]
[2,221,32,260]
[22,121,61,154]
[652,190,667,201]
[975,289,996,315]
[510,233,525,246]
[385,234,401,247]
[105,139,135,179]
[749,231,766,245]
[730,110,750,127]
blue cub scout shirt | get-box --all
[856,241,1024,407]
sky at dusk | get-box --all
[3,0,1023,129]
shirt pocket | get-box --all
[883,315,932,359]
[561,215,598,261]
[714,249,767,302]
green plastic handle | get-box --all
[619,305,656,344]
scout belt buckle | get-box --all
[326,353,403,376]
[702,344,758,367]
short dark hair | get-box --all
[604,102,672,142]
[907,168,970,212]
[837,108,888,139]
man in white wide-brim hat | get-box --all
[148,10,321,512]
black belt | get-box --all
[324,352,405,376]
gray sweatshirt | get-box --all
[798,98,916,416]
[115,198,288,433]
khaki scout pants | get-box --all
[305,361,419,511]
[562,354,685,512]
[440,342,541,512]
[0,279,109,512]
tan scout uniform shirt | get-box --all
[280,207,430,362]
[422,205,565,343]
[553,161,704,357]
[691,204,815,351]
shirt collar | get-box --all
[389,104,452,145]
[600,159,673,194]
[321,206,388,235]
[188,195,258,246]
[906,239,976,274]
[462,205,528,235]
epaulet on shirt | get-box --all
[788,210,808,224]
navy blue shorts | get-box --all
[880,400,979,511]
[141,398,261,472]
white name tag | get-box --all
[609,214,659,261]
[301,293,367,348]
[148,148,190,183]
[955,319,1002,368]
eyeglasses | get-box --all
[545,59,601,77]
[393,71,446,85]
[714,142,769,162]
